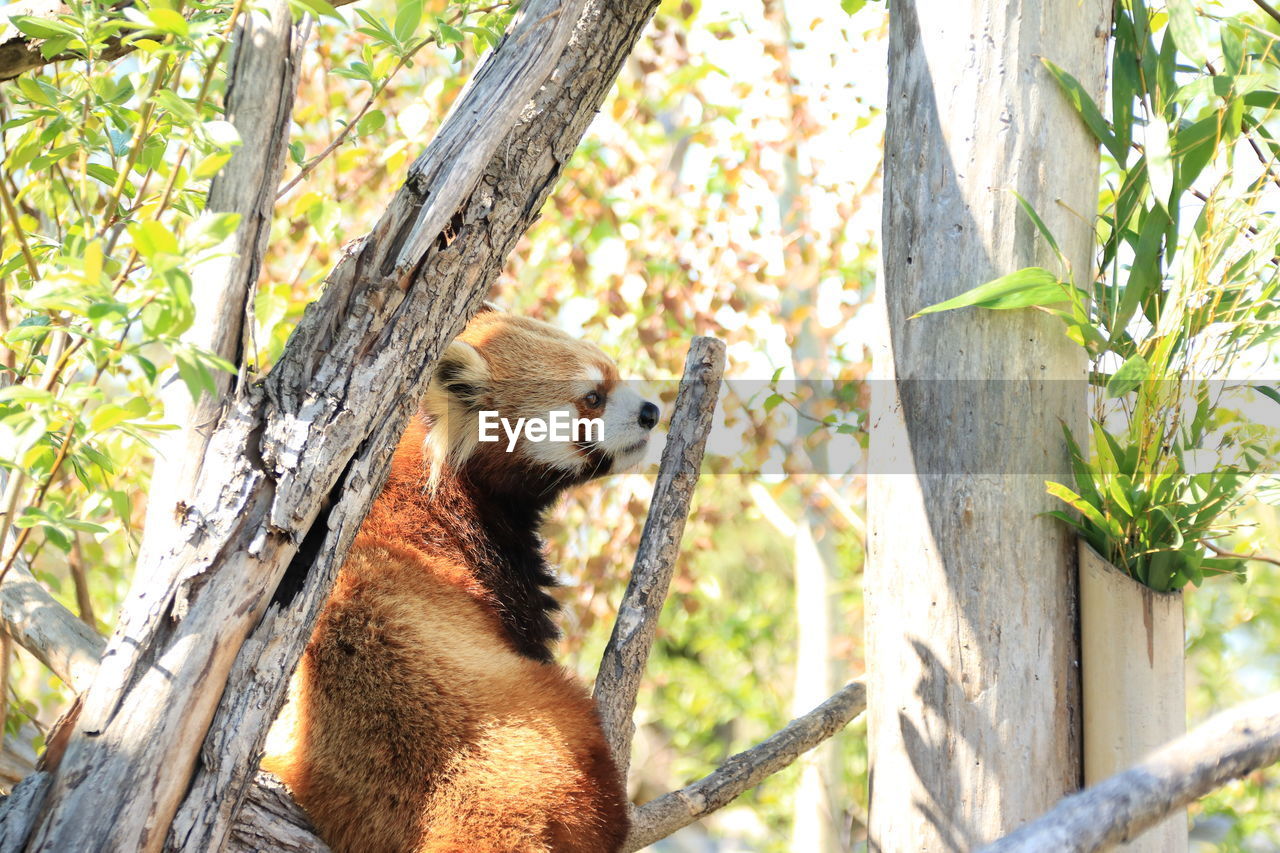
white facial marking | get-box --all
[600,384,652,472]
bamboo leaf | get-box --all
[1041,58,1122,160]
[912,268,1076,317]
[1166,0,1209,67]
[1106,354,1149,397]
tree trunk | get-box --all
[866,1,1108,849]
[136,0,308,583]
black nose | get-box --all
[638,401,659,430]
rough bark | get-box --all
[624,679,867,852]
[593,337,725,783]
[137,0,309,582]
[224,774,329,853]
[866,1,1108,849]
[980,692,1280,853]
[19,1,606,850]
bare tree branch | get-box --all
[980,691,1280,853]
[625,679,867,852]
[0,558,101,693]
[594,337,725,781]
[0,0,356,81]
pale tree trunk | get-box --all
[866,1,1108,850]
[765,1,842,845]
[790,514,838,851]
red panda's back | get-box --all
[262,538,628,853]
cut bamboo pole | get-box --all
[1079,541,1187,853]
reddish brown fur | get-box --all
[263,317,631,853]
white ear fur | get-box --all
[423,340,490,491]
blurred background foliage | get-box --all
[1,0,1279,850]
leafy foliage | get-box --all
[916,0,1280,594]
[1,0,880,846]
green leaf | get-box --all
[1165,0,1208,67]
[394,0,422,43]
[192,151,233,180]
[1257,385,1280,407]
[912,267,1074,317]
[1045,480,1113,534]
[438,23,464,44]
[356,110,386,136]
[90,404,131,432]
[126,221,179,259]
[840,0,865,13]
[291,0,344,20]
[10,15,79,39]
[1041,58,1122,160]
[1008,190,1063,265]
[146,8,189,36]
[1106,354,1149,398]
[764,393,783,413]
[1042,508,1088,532]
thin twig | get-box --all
[624,679,867,852]
[67,535,96,629]
[1202,538,1280,569]
[1251,0,1280,27]
[276,3,511,200]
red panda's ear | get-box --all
[431,339,489,411]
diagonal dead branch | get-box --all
[593,336,725,782]
[625,678,867,852]
[980,691,1280,853]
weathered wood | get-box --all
[224,773,329,853]
[593,336,725,783]
[0,773,49,852]
[866,0,1108,849]
[979,691,1280,853]
[163,1,662,850]
[625,679,867,852]
[0,558,101,693]
[138,0,309,581]
[1080,542,1187,852]
[21,1,597,850]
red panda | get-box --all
[262,311,658,853]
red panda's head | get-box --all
[421,311,659,496]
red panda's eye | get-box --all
[583,390,603,408]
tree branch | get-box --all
[0,0,355,82]
[625,679,867,852]
[979,691,1280,853]
[0,557,102,694]
[594,337,725,781]
[224,773,330,853]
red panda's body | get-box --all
[263,313,657,853]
